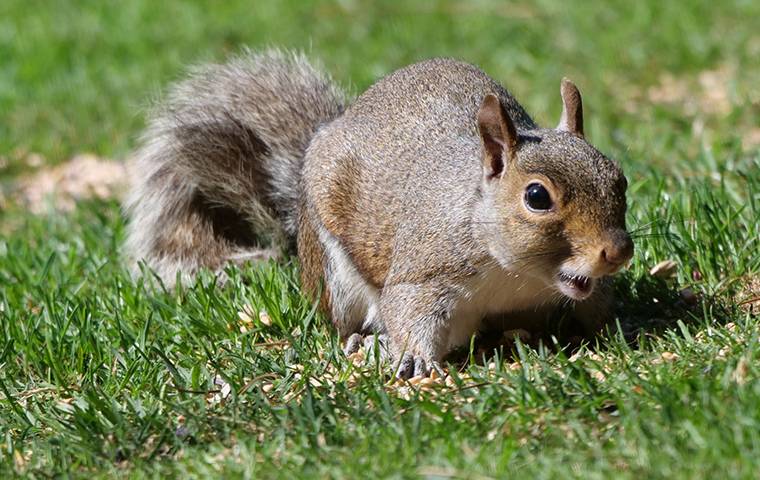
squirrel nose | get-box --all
[600,230,634,268]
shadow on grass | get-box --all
[458,272,732,365]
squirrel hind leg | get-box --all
[298,215,380,338]
[377,281,455,375]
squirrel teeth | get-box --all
[559,272,592,292]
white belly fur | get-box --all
[447,266,555,349]
[318,224,380,335]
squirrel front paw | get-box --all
[342,333,442,379]
[395,352,443,379]
[342,333,364,356]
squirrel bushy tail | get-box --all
[124,49,346,285]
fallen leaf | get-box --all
[259,310,272,326]
[650,260,677,278]
[238,305,272,328]
[660,352,679,362]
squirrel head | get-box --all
[475,79,633,302]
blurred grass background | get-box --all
[2,0,759,172]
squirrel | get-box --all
[124,49,633,378]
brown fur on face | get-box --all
[483,128,631,292]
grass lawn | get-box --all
[1,0,759,477]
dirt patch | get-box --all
[15,154,129,213]
[741,128,760,150]
[647,65,734,116]
[622,64,760,152]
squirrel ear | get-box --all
[557,78,584,137]
[477,93,518,179]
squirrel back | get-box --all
[302,59,540,288]
[124,50,345,285]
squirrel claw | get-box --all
[346,334,436,380]
[343,333,363,356]
[413,357,428,378]
[396,353,437,379]
[429,360,445,378]
[396,352,416,379]
[363,333,390,362]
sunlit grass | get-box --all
[1,0,759,477]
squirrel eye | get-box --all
[524,183,553,212]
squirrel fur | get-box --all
[124,49,633,377]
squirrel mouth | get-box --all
[557,271,595,300]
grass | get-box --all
[1,0,759,477]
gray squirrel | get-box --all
[124,49,633,378]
